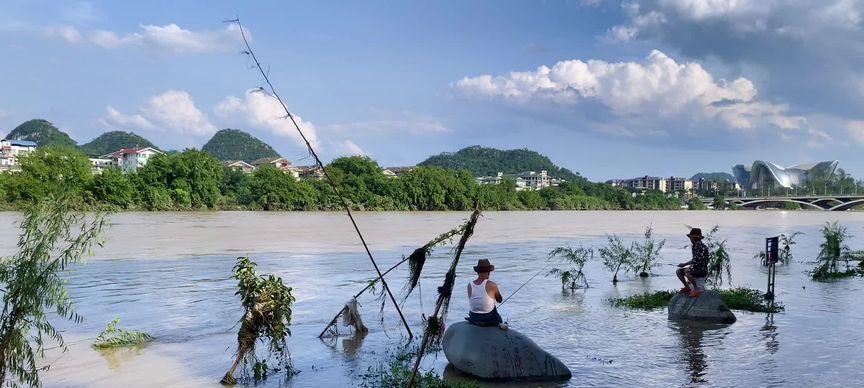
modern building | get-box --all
[475,170,551,190]
[101,147,164,173]
[0,139,37,171]
[252,157,299,178]
[382,166,414,178]
[89,158,114,174]
[518,170,550,190]
[666,176,693,192]
[296,165,325,180]
[607,176,695,193]
[222,160,255,174]
[732,160,839,192]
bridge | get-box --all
[702,195,864,211]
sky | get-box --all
[1,0,863,181]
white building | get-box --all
[0,139,37,172]
[89,158,115,174]
[101,147,164,173]
[518,170,550,190]
[252,157,300,178]
[222,160,255,174]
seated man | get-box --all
[466,259,508,330]
[677,228,710,298]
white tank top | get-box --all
[469,279,495,313]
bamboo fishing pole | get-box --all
[230,17,413,339]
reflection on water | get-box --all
[6,211,860,387]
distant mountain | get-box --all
[202,129,280,163]
[419,145,585,181]
[79,131,158,156]
[6,119,76,148]
[691,172,735,181]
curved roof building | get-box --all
[732,160,838,190]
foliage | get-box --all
[0,196,105,387]
[690,172,735,181]
[221,257,296,385]
[202,129,280,163]
[88,168,135,209]
[6,119,76,148]
[633,225,665,277]
[610,290,676,309]
[419,145,585,182]
[701,225,733,287]
[610,288,784,313]
[136,149,223,209]
[3,146,92,204]
[360,345,479,388]
[245,165,316,210]
[812,222,860,281]
[779,232,802,264]
[598,235,635,284]
[712,195,727,210]
[687,198,707,210]
[92,318,152,349]
[547,246,593,290]
[78,131,158,157]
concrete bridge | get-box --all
[703,195,864,211]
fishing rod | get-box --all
[230,17,412,339]
[499,260,554,306]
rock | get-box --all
[442,321,572,381]
[668,290,737,324]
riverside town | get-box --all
[1,2,863,388]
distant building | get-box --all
[296,165,325,180]
[607,176,694,193]
[101,147,163,173]
[732,160,838,192]
[517,170,550,190]
[0,139,37,171]
[252,157,299,178]
[666,176,693,192]
[222,160,255,174]
[477,172,503,185]
[89,158,115,174]
[382,166,414,178]
[476,170,551,191]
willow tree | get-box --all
[599,235,635,284]
[0,197,106,386]
[633,226,665,277]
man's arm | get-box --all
[487,281,503,303]
[678,259,693,267]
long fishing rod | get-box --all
[230,17,413,339]
[499,260,553,306]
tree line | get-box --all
[0,146,682,211]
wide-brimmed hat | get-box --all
[473,259,494,273]
[687,228,704,239]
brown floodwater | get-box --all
[0,210,862,387]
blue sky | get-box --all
[1,0,863,181]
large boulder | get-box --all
[668,290,737,324]
[442,321,571,381]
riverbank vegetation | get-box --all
[92,318,152,349]
[0,146,682,211]
[0,196,105,386]
[360,345,478,388]
[221,257,297,385]
[811,222,864,281]
[610,288,784,313]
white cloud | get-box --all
[42,25,82,43]
[455,50,804,135]
[89,23,244,53]
[214,91,320,150]
[849,121,864,144]
[338,140,366,156]
[323,112,450,135]
[101,90,216,136]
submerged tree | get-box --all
[702,225,733,287]
[812,222,858,280]
[598,235,635,284]
[221,257,296,385]
[633,226,665,277]
[0,196,106,387]
[547,246,594,290]
[754,232,803,266]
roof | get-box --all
[2,139,37,147]
[222,160,254,168]
[101,147,163,158]
[383,166,414,173]
[251,157,289,166]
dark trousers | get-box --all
[467,307,502,326]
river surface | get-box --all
[0,211,862,387]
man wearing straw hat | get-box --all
[466,259,508,330]
[676,228,710,298]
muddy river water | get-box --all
[0,210,861,387]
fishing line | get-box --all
[499,260,554,306]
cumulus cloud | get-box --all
[337,140,366,156]
[42,25,82,43]
[849,121,864,144]
[101,90,216,136]
[88,23,244,53]
[323,112,449,135]
[214,91,320,150]
[454,50,805,137]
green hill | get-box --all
[79,131,158,156]
[691,172,735,181]
[419,145,584,181]
[201,129,280,163]
[6,119,76,147]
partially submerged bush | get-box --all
[360,346,478,388]
[599,235,635,284]
[812,222,861,281]
[92,318,152,349]
[221,257,297,385]
[610,288,783,313]
[547,246,593,290]
[633,225,665,277]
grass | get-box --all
[360,346,478,388]
[610,288,784,313]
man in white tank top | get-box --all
[466,259,508,330]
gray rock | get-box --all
[668,290,737,324]
[442,321,572,381]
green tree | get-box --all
[687,197,707,210]
[599,235,635,284]
[547,246,593,290]
[136,149,223,209]
[6,146,92,204]
[220,168,252,207]
[88,168,135,209]
[633,225,665,277]
[246,166,316,210]
[0,197,106,386]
